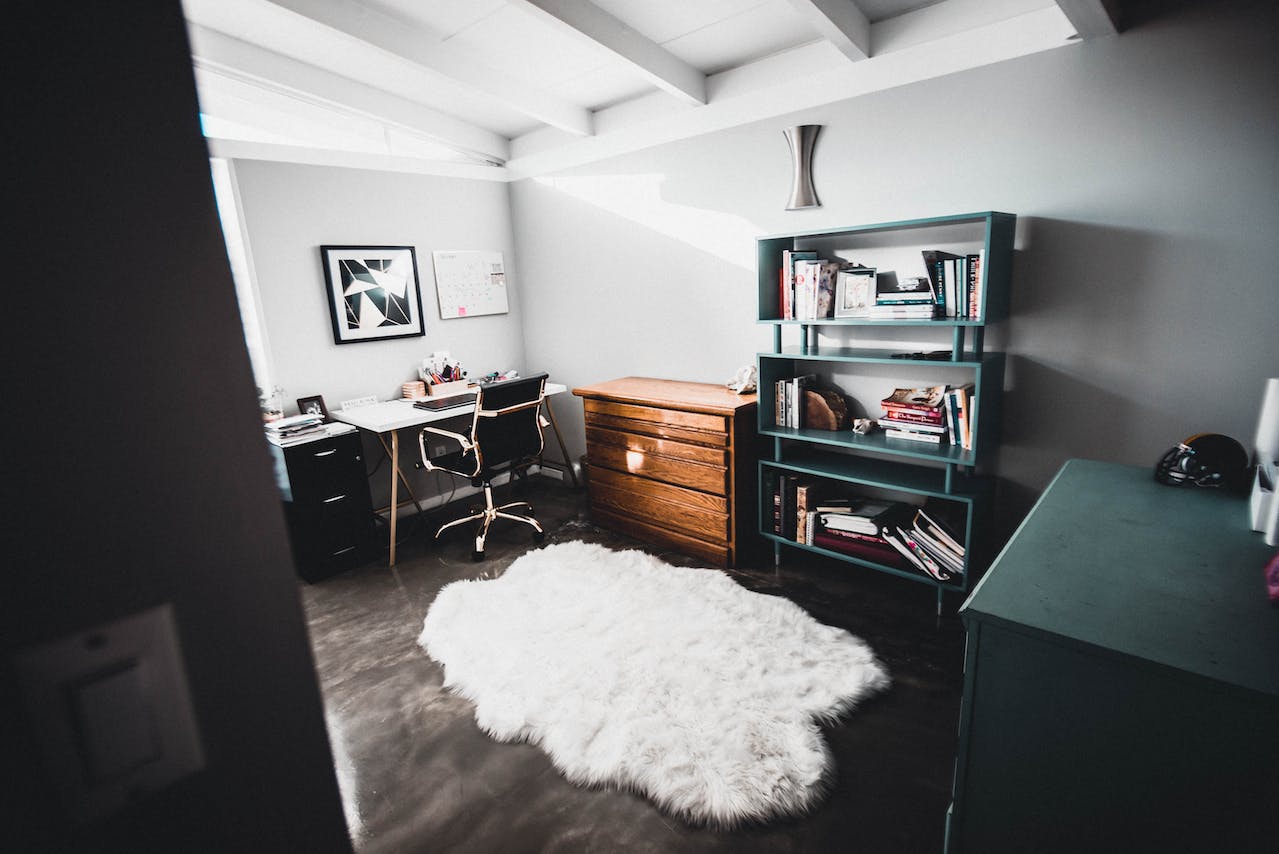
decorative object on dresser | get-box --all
[757,211,1015,613]
[268,425,377,581]
[419,541,889,827]
[572,377,760,567]
[319,245,424,344]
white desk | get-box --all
[332,382,572,566]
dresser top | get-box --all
[963,458,1279,698]
[572,377,757,416]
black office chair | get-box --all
[417,372,549,561]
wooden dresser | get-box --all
[572,377,759,567]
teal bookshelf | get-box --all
[757,211,1015,612]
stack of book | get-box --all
[264,412,327,446]
[879,385,948,444]
[779,249,840,320]
[880,506,966,582]
[921,249,983,319]
[774,374,817,428]
[810,499,913,566]
[868,273,938,320]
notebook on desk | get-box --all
[413,392,478,412]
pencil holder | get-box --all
[427,379,470,396]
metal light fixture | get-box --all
[783,124,821,210]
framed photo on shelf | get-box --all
[296,395,330,422]
[320,245,424,344]
[834,267,875,318]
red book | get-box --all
[812,532,908,568]
[880,405,945,424]
[818,526,887,546]
[882,386,947,412]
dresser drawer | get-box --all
[587,443,728,496]
[583,399,727,443]
[587,467,729,543]
[591,506,731,567]
[585,426,727,467]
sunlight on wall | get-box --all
[534,174,760,270]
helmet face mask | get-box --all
[1154,433,1249,490]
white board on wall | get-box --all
[431,250,509,319]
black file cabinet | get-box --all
[270,428,377,582]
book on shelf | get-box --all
[780,249,817,319]
[874,272,935,305]
[921,249,962,316]
[811,531,908,568]
[882,385,948,411]
[794,259,840,320]
[794,479,822,545]
[914,507,964,557]
[944,383,975,451]
[775,375,817,428]
[893,526,954,581]
[820,500,905,537]
[883,428,943,444]
[966,252,983,319]
[866,304,939,320]
[881,404,945,425]
[878,418,946,434]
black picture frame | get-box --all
[296,395,330,422]
[320,245,424,344]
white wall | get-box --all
[511,0,1279,533]
[231,161,526,507]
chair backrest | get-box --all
[471,372,548,473]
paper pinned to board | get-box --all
[431,250,509,319]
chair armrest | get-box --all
[420,425,472,451]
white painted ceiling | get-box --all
[183,0,1120,179]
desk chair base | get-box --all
[435,481,545,561]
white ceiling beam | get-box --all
[207,138,510,181]
[187,25,510,164]
[260,0,593,137]
[507,4,1078,179]
[1054,0,1121,38]
[785,0,871,62]
[510,0,706,105]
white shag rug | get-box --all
[418,541,890,827]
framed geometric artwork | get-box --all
[320,245,425,344]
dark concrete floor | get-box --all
[301,474,966,854]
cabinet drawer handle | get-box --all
[332,546,357,556]
[322,494,347,503]
[313,449,337,457]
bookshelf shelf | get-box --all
[756,211,1015,613]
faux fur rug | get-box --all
[418,541,889,827]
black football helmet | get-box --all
[1154,433,1249,490]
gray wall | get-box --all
[232,161,525,408]
[231,161,527,506]
[511,0,1279,535]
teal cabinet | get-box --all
[947,459,1279,853]
[756,212,1015,611]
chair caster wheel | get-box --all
[534,530,546,543]
[471,550,485,562]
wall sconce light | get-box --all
[784,124,822,210]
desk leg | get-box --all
[544,402,579,489]
[376,433,426,517]
[389,430,399,566]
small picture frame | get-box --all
[296,395,330,422]
[834,267,875,318]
